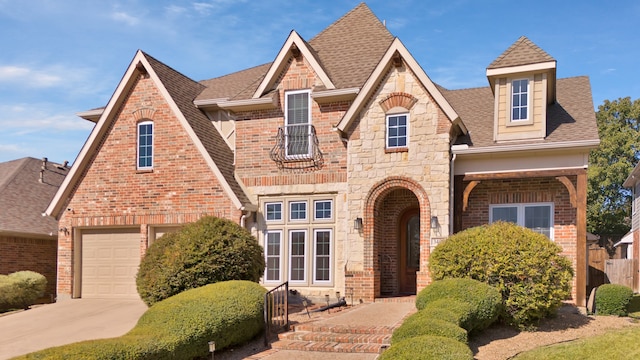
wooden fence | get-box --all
[605,259,638,292]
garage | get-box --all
[80,228,141,299]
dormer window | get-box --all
[510,78,530,123]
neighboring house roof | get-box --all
[0,157,68,238]
[615,231,633,247]
[445,76,600,151]
[488,36,555,69]
[623,162,640,188]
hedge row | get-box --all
[380,278,501,360]
[16,281,266,360]
[595,284,634,316]
[0,271,47,311]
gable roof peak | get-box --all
[488,36,555,69]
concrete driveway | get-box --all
[0,298,148,360]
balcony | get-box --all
[270,124,324,170]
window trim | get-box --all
[313,200,333,221]
[137,120,154,170]
[507,77,533,125]
[289,200,308,222]
[386,113,409,149]
[489,202,554,239]
[288,229,308,283]
[313,228,332,284]
[265,202,283,222]
[284,89,312,158]
[264,230,283,283]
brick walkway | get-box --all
[248,297,416,359]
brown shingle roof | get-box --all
[0,157,68,237]
[195,3,393,102]
[488,36,555,69]
[443,76,599,148]
[144,53,251,207]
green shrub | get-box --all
[0,271,47,310]
[136,216,265,306]
[416,278,501,332]
[379,335,473,360]
[392,316,467,344]
[16,280,266,360]
[421,298,475,331]
[595,284,634,316]
[429,222,574,328]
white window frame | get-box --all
[137,121,154,169]
[264,230,283,283]
[288,229,307,283]
[265,202,283,222]
[386,113,409,149]
[284,89,312,158]
[489,202,554,239]
[313,200,333,221]
[313,229,332,284]
[507,78,533,125]
[289,201,308,222]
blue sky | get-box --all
[1,0,639,164]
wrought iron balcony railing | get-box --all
[270,124,323,170]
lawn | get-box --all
[514,294,640,360]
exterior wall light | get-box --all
[354,217,363,231]
[430,216,438,229]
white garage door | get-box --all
[81,228,141,299]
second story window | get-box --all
[285,90,311,158]
[386,114,409,149]
[137,121,153,169]
[511,79,529,121]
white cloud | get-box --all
[0,65,62,87]
[0,104,95,133]
[111,11,140,26]
[193,2,214,15]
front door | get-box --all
[399,210,420,294]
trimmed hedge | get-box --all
[16,281,266,360]
[136,216,265,306]
[416,278,501,332]
[595,284,634,316]
[0,271,47,311]
[392,316,467,344]
[379,335,474,360]
[421,298,475,331]
[429,222,574,328]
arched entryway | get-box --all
[363,177,431,298]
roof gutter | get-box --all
[452,139,600,155]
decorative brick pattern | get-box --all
[379,92,418,112]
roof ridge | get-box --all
[488,36,555,69]
[199,61,272,84]
[0,157,30,195]
[309,2,370,42]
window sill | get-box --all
[385,147,408,154]
[136,168,154,174]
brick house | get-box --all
[1,157,69,302]
[47,4,598,304]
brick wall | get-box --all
[56,75,241,298]
[461,176,580,300]
[0,235,57,302]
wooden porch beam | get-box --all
[555,176,577,208]
[463,168,586,182]
[462,180,480,212]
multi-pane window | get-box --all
[314,230,331,282]
[265,202,282,221]
[265,231,282,282]
[386,114,408,149]
[289,230,307,282]
[137,121,153,169]
[314,200,332,220]
[290,201,307,221]
[511,79,529,121]
[285,90,311,157]
[490,203,553,239]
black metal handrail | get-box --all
[269,125,323,170]
[264,281,289,345]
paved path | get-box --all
[0,299,147,360]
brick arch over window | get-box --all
[132,108,156,121]
[378,92,418,113]
[362,176,432,298]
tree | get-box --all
[587,97,640,235]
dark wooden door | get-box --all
[399,210,419,294]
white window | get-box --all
[490,203,554,239]
[386,114,409,149]
[265,202,283,221]
[313,229,332,283]
[264,231,282,282]
[137,121,153,169]
[511,79,529,121]
[314,200,332,220]
[289,230,307,282]
[290,201,307,221]
[285,90,311,158]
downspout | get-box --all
[450,153,457,236]
[240,213,247,228]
